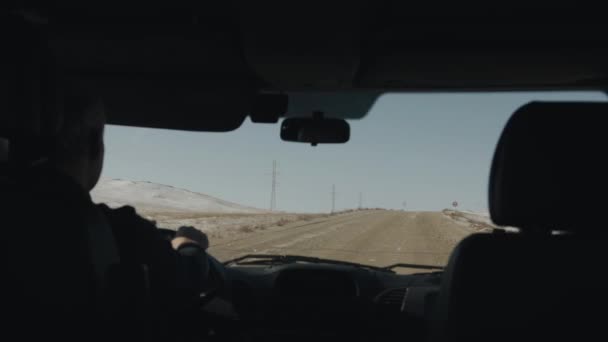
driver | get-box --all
[53,82,218,330]
[2,14,216,341]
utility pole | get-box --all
[358,192,363,210]
[331,184,336,213]
[270,160,277,211]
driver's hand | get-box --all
[172,226,209,250]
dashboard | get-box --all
[202,262,442,340]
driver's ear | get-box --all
[89,128,104,160]
[89,99,106,161]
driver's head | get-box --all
[50,85,106,191]
[1,13,104,190]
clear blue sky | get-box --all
[100,92,607,213]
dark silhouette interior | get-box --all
[2,3,607,341]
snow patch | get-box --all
[442,209,519,233]
[91,178,265,214]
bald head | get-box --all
[2,14,105,190]
[51,86,106,191]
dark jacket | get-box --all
[2,166,100,340]
[98,204,210,316]
[1,166,211,341]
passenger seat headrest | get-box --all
[489,102,608,232]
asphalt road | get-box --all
[208,210,473,274]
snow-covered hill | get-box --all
[91,179,265,214]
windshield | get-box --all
[92,92,607,274]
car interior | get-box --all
[2,3,608,342]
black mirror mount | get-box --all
[250,93,288,123]
[280,111,350,146]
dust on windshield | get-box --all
[92,92,608,274]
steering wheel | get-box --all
[156,228,228,307]
[199,253,228,307]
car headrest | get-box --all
[1,14,63,162]
[489,101,608,232]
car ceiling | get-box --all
[11,2,608,131]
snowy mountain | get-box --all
[91,179,265,214]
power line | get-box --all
[358,192,363,209]
[270,160,277,211]
[331,185,335,213]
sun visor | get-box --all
[86,78,255,132]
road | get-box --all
[208,210,474,274]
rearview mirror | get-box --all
[281,117,350,146]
